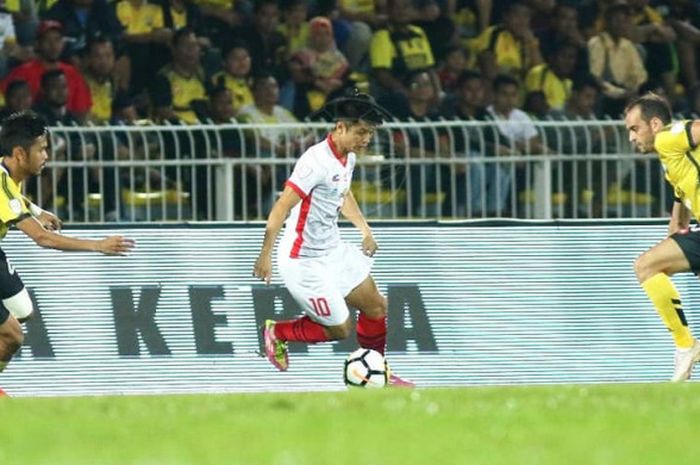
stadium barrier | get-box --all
[34,119,670,223]
[1,221,691,396]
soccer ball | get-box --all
[343,348,388,388]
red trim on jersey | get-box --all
[326,134,347,167]
[285,180,307,198]
[290,190,313,258]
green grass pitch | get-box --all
[1,383,699,465]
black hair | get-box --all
[456,70,482,88]
[403,69,431,88]
[40,69,65,89]
[222,40,250,59]
[505,1,529,15]
[605,3,631,23]
[625,92,672,125]
[493,74,520,92]
[310,88,393,125]
[172,27,196,47]
[572,74,601,93]
[252,73,277,90]
[111,92,134,113]
[254,0,278,14]
[0,111,48,157]
[208,84,230,100]
[5,80,29,98]
[86,33,113,54]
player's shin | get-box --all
[274,316,333,343]
[357,313,386,355]
[642,273,695,348]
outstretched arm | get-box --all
[16,216,133,255]
[341,191,377,257]
[253,186,302,284]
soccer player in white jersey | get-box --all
[253,92,413,386]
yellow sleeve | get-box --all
[525,65,543,92]
[416,28,435,67]
[369,29,394,69]
[644,6,663,25]
[655,121,695,155]
[4,0,19,12]
[587,36,605,78]
[0,173,30,225]
[470,26,493,54]
[152,5,165,29]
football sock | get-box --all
[357,314,386,355]
[642,273,694,349]
[274,316,331,343]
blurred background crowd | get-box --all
[2,0,699,221]
[2,0,700,127]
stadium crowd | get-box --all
[0,0,698,220]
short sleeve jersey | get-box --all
[370,25,435,76]
[655,121,700,219]
[0,163,30,240]
[281,135,356,258]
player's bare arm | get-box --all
[15,216,134,255]
[340,190,377,257]
[24,197,62,231]
[668,201,691,237]
[253,186,302,284]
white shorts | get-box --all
[278,241,373,326]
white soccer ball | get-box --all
[343,348,388,388]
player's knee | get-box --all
[3,289,34,322]
[634,253,657,283]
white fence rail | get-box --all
[35,119,668,222]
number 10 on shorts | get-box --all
[310,297,331,317]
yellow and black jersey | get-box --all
[470,25,536,77]
[0,164,30,241]
[85,74,115,124]
[370,25,435,75]
[211,72,253,114]
[524,64,571,110]
[654,120,700,219]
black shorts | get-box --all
[0,249,25,326]
[671,228,700,272]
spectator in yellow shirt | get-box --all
[83,36,116,124]
[149,27,206,124]
[210,42,253,116]
[588,4,648,117]
[469,1,543,81]
[336,0,388,69]
[369,0,441,100]
[525,41,577,111]
[277,0,310,59]
[115,0,173,93]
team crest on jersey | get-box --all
[8,199,21,215]
[332,174,340,181]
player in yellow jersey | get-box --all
[0,111,134,395]
[625,92,700,381]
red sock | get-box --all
[357,314,386,355]
[274,316,331,343]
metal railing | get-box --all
[33,118,669,222]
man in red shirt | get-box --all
[1,20,92,121]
